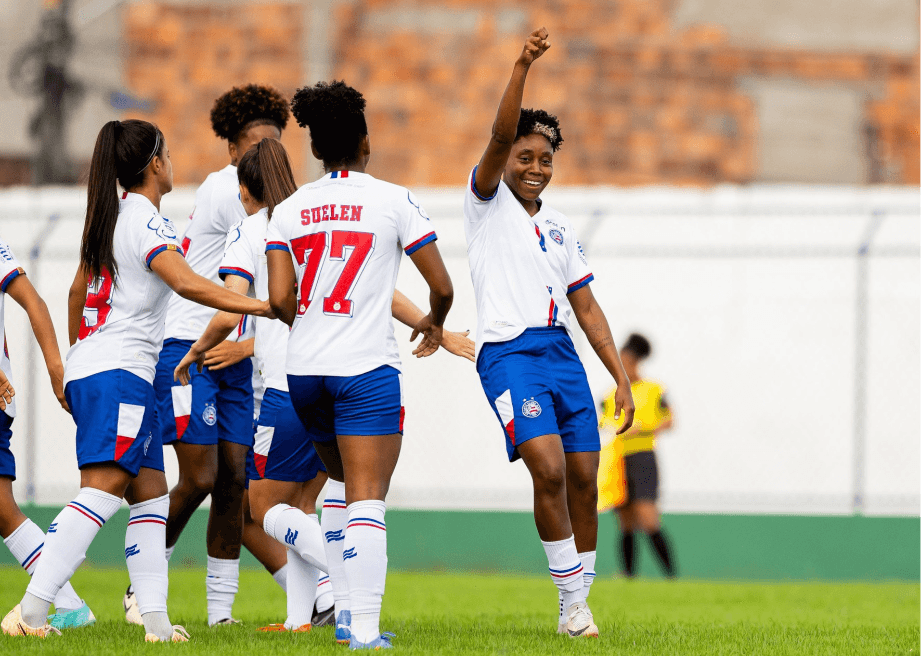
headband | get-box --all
[136,131,162,175]
[531,122,557,143]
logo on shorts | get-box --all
[522,398,542,418]
[202,403,217,426]
[550,229,564,245]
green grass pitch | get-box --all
[0,566,917,655]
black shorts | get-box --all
[621,450,658,504]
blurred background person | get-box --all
[598,333,675,578]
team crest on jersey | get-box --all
[202,403,217,426]
[549,229,563,246]
[521,398,542,418]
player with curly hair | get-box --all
[126,85,293,627]
[464,28,636,638]
[264,80,454,649]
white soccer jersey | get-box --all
[463,167,594,356]
[164,164,252,342]
[219,208,290,391]
[266,170,437,377]
[64,192,184,386]
[0,238,25,418]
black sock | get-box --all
[620,532,636,576]
[649,530,675,577]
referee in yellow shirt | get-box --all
[598,334,676,577]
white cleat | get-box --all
[1,604,61,637]
[565,601,599,638]
[123,585,143,626]
[145,625,190,642]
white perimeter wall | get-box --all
[0,185,917,515]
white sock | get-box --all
[542,535,585,615]
[263,504,327,572]
[579,550,597,601]
[284,548,318,629]
[321,479,350,616]
[22,488,121,626]
[343,500,387,644]
[316,574,334,612]
[560,550,597,624]
[272,563,289,593]
[4,518,83,612]
[206,556,239,626]
[164,546,175,562]
[125,495,169,623]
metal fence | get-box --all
[1,185,918,515]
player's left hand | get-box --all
[0,370,14,412]
[441,329,475,362]
[203,340,250,371]
[174,347,206,386]
[410,314,444,358]
[613,384,636,435]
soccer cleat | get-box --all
[258,622,310,633]
[48,602,96,630]
[144,625,190,642]
[210,617,242,626]
[312,601,335,628]
[565,601,599,638]
[335,609,351,644]
[123,585,143,625]
[1,604,61,637]
[349,632,394,650]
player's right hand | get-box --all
[255,300,276,320]
[410,313,445,358]
[518,27,550,66]
[174,347,206,386]
[0,370,13,412]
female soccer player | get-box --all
[1,119,271,641]
[152,84,292,626]
[599,333,676,577]
[0,241,93,631]
[175,139,473,636]
[465,28,635,638]
[265,81,454,650]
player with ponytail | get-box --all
[2,119,272,642]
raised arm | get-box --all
[173,274,249,384]
[150,250,271,318]
[392,289,474,361]
[473,27,551,198]
[568,284,635,434]
[406,243,454,357]
[7,274,68,411]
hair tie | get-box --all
[135,130,161,175]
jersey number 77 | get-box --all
[290,230,376,318]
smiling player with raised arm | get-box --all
[464,28,635,638]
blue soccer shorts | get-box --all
[0,412,14,480]
[154,338,254,448]
[287,365,404,441]
[477,326,600,462]
[247,387,326,483]
[65,369,164,476]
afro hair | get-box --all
[623,333,652,360]
[290,80,368,166]
[210,84,290,142]
[516,108,564,152]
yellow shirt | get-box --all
[597,380,671,510]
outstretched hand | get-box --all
[518,27,550,66]
[441,329,475,362]
[410,313,445,358]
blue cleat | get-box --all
[349,632,393,650]
[48,602,96,630]
[335,610,351,644]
